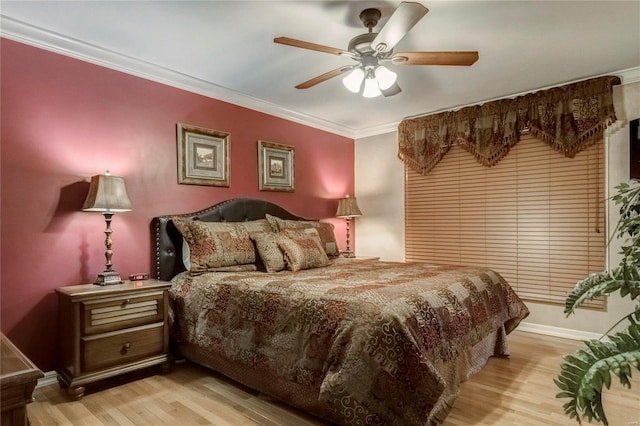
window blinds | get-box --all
[405,133,606,308]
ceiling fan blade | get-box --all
[295,66,355,89]
[274,37,351,56]
[371,2,429,54]
[381,82,402,97]
[392,51,479,66]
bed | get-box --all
[151,198,529,425]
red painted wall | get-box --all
[0,39,355,371]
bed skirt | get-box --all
[175,325,508,425]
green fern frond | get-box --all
[564,266,640,315]
[613,181,640,265]
[555,322,640,426]
[620,264,640,300]
[557,181,640,425]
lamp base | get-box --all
[341,250,355,258]
[93,270,123,286]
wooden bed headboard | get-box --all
[150,198,307,281]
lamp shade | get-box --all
[82,172,133,212]
[336,196,362,218]
[374,66,397,90]
[362,77,381,98]
[381,81,402,97]
[342,68,365,93]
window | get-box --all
[405,133,605,308]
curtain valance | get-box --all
[398,75,620,175]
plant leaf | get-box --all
[555,322,640,425]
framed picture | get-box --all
[177,123,230,186]
[258,140,295,192]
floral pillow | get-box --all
[172,217,256,274]
[265,214,339,257]
[251,232,286,272]
[277,228,330,271]
[237,218,273,235]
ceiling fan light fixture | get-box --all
[362,75,382,98]
[381,81,402,97]
[342,68,365,93]
[276,3,478,95]
[374,65,397,90]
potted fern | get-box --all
[555,180,640,425]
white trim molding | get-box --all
[0,15,356,139]
[5,14,638,141]
[34,322,599,390]
[403,67,640,123]
[517,322,601,341]
[36,370,58,388]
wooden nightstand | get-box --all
[55,279,172,399]
[1,333,44,426]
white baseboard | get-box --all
[36,323,600,389]
[37,370,58,388]
[517,321,602,341]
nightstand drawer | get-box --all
[82,292,165,335]
[57,280,172,399]
[82,323,164,372]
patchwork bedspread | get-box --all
[169,258,529,425]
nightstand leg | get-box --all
[68,385,85,400]
[161,360,172,374]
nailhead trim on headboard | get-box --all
[150,198,309,281]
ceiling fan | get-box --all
[274,2,479,98]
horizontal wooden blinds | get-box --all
[405,133,606,308]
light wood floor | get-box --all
[29,331,639,425]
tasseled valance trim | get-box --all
[398,75,620,175]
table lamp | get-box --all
[82,171,132,285]
[335,195,362,258]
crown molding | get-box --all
[404,66,640,123]
[353,121,399,139]
[618,66,640,84]
[353,67,640,140]
[4,16,637,141]
[0,15,357,139]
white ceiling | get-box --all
[1,1,639,138]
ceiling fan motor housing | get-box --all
[273,2,477,93]
[359,8,381,30]
[349,8,393,59]
[348,33,377,55]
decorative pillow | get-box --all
[201,264,257,273]
[250,232,286,272]
[277,228,330,271]
[180,242,257,273]
[265,213,280,232]
[240,219,275,270]
[237,218,273,235]
[265,214,339,257]
[172,217,256,274]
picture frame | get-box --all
[258,140,295,192]
[177,123,230,186]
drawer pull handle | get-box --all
[121,343,131,355]
[121,299,130,308]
